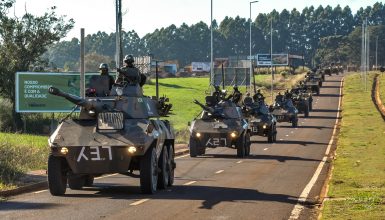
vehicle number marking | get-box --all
[206,138,227,147]
[77,146,112,162]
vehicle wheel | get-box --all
[273,125,277,142]
[140,147,158,194]
[68,175,85,190]
[304,102,310,118]
[157,146,169,189]
[48,155,67,196]
[245,132,251,156]
[309,99,313,111]
[84,175,94,187]
[189,136,198,157]
[322,75,325,81]
[167,145,175,187]
[236,133,245,158]
[197,147,206,155]
[267,126,274,143]
[319,81,323,87]
[316,87,320,95]
[292,116,298,128]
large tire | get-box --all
[309,99,313,111]
[273,125,277,142]
[167,145,175,187]
[292,116,298,128]
[84,175,94,187]
[304,102,310,118]
[68,175,85,190]
[47,155,67,196]
[267,126,274,143]
[245,132,251,156]
[140,147,158,194]
[157,146,169,189]
[315,87,320,95]
[189,136,198,157]
[236,134,245,158]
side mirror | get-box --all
[146,123,155,133]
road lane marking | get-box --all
[130,199,150,206]
[34,190,47,194]
[291,131,294,134]
[95,173,118,180]
[263,148,268,151]
[236,160,243,164]
[175,154,190,159]
[215,170,224,174]
[183,181,197,185]
[289,77,344,220]
[285,134,289,137]
[279,139,284,141]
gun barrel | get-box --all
[48,87,90,108]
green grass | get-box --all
[321,72,385,219]
[0,133,48,191]
[143,74,306,143]
[379,74,385,104]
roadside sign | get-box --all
[256,54,289,66]
[15,72,114,113]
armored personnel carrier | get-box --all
[243,95,277,143]
[188,95,250,158]
[270,93,299,127]
[290,87,311,117]
[303,74,321,95]
[47,77,175,195]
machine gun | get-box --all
[193,99,225,119]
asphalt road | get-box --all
[0,74,343,220]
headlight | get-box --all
[262,124,267,129]
[230,132,237,138]
[60,147,68,155]
[196,132,201,138]
[116,87,123,96]
[128,146,137,154]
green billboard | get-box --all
[15,72,115,112]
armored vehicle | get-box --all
[290,87,311,117]
[303,75,321,95]
[188,95,250,158]
[270,93,299,127]
[47,76,175,195]
[243,96,277,143]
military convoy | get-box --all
[47,74,175,195]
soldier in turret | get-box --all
[230,85,242,105]
[253,89,264,102]
[115,55,147,87]
[99,63,115,90]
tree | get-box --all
[0,0,74,131]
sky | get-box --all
[12,0,382,40]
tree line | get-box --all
[44,2,385,71]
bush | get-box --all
[0,99,14,132]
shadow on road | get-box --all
[324,80,342,83]
[201,153,321,163]
[317,93,342,97]
[57,185,307,210]
[319,86,341,89]
[308,115,341,120]
[278,125,332,129]
[0,201,61,211]
[310,109,341,113]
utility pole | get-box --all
[210,0,214,92]
[249,1,258,93]
[270,19,273,103]
[80,28,85,98]
[116,0,123,69]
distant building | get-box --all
[192,62,211,72]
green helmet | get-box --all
[124,54,134,64]
[99,63,108,70]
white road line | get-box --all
[263,148,268,151]
[295,128,298,130]
[236,160,243,164]
[289,78,344,220]
[34,190,47,194]
[291,131,294,134]
[175,154,190,159]
[130,199,150,206]
[95,173,118,180]
[285,134,289,137]
[215,170,224,174]
[279,139,284,141]
[183,181,197,186]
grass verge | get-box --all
[321,72,385,219]
[0,133,48,191]
[380,74,385,104]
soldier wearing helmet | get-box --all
[115,55,146,87]
[99,63,115,90]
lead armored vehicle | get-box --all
[270,93,299,127]
[243,95,277,143]
[188,94,250,158]
[47,75,175,195]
